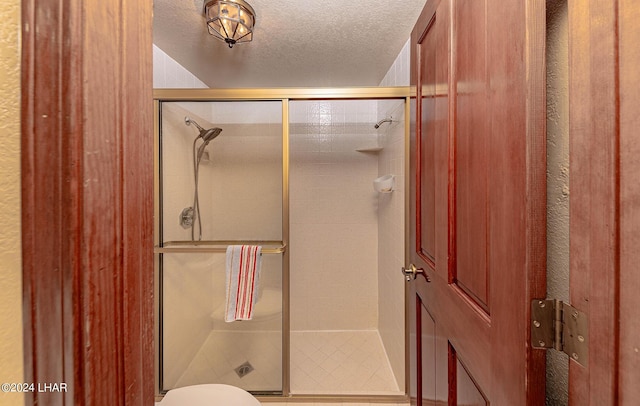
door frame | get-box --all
[20,0,635,404]
[21,1,154,404]
[567,0,637,403]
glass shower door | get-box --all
[156,100,284,395]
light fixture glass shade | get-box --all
[204,0,256,48]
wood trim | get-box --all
[523,0,548,403]
[447,342,457,406]
[21,1,154,404]
[447,0,457,287]
[416,297,423,405]
[568,1,620,404]
[21,1,83,404]
[121,1,155,404]
[618,0,640,402]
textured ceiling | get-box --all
[153,0,427,88]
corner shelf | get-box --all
[355,146,383,153]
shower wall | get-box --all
[160,101,283,390]
[197,102,283,336]
[376,99,406,388]
[161,102,282,242]
[154,39,411,395]
[289,101,381,331]
[378,39,410,388]
[379,39,411,87]
[153,45,208,88]
[161,103,213,388]
[289,98,407,394]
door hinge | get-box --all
[531,299,588,367]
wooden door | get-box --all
[408,0,546,404]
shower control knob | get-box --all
[179,207,194,229]
[401,264,430,282]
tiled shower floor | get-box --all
[291,330,401,395]
[173,330,401,396]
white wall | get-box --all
[154,45,208,88]
[379,40,411,87]
[376,38,410,390]
[153,49,210,389]
[159,99,284,387]
[0,1,24,405]
[375,99,406,390]
[289,100,380,331]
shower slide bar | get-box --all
[154,240,286,254]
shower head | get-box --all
[185,116,223,142]
[195,127,223,163]
[201,127,223,143]
[374,118,393,129]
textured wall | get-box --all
[0,1,24,406]
[546,1,569,404]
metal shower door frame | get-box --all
[153,87,411,402]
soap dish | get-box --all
[374,174,395,193]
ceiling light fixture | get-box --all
[204,0,256,48]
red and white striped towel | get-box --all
[225,245,262,322]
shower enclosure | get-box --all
[154,88,409,401]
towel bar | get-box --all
[154,240,286,254]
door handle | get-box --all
[401,264,430,282]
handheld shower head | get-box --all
[196,127,223,162]
[201,127,223,143]
[185,117,223,142]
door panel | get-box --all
[420,301,437,405]
[455,358,488,406]
[409,0,546,404]
[412,285,449,406]
[453,0,489,311]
